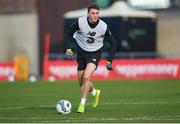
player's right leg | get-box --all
[77,63,96,113]
[78,71,96,95]
[81,63,101,108]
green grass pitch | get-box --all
[0,79,180,123]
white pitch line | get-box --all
[102,101,180,105]
[0,116,180,122]
[0,105,54,110]
[0,101,180,110]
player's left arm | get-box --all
[104,27,117,70]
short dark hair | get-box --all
[88,4,100,12]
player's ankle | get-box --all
[91,88,96,96]
[80,98,86,105]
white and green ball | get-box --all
[56,100,72,114]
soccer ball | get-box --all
[56,100,72,114]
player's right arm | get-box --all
[64,20,79,59]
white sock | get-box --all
[91,88,96,96]
[80,98,86,105]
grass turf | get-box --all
[0,79,180,123]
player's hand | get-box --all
[66,49,73,59]
[106,61,113,71]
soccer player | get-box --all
[64,4,117,113]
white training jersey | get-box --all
[73,16,107,52]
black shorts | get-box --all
[77,49,102,71]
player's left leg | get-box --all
[78,70,84,87]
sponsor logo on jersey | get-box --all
[87,31,96,36]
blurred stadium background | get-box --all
[0,0,180,80]
[0,0,179,80]
[0,0,180,123]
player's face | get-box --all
[88,9,99,24]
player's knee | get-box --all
[83,76,90,83]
